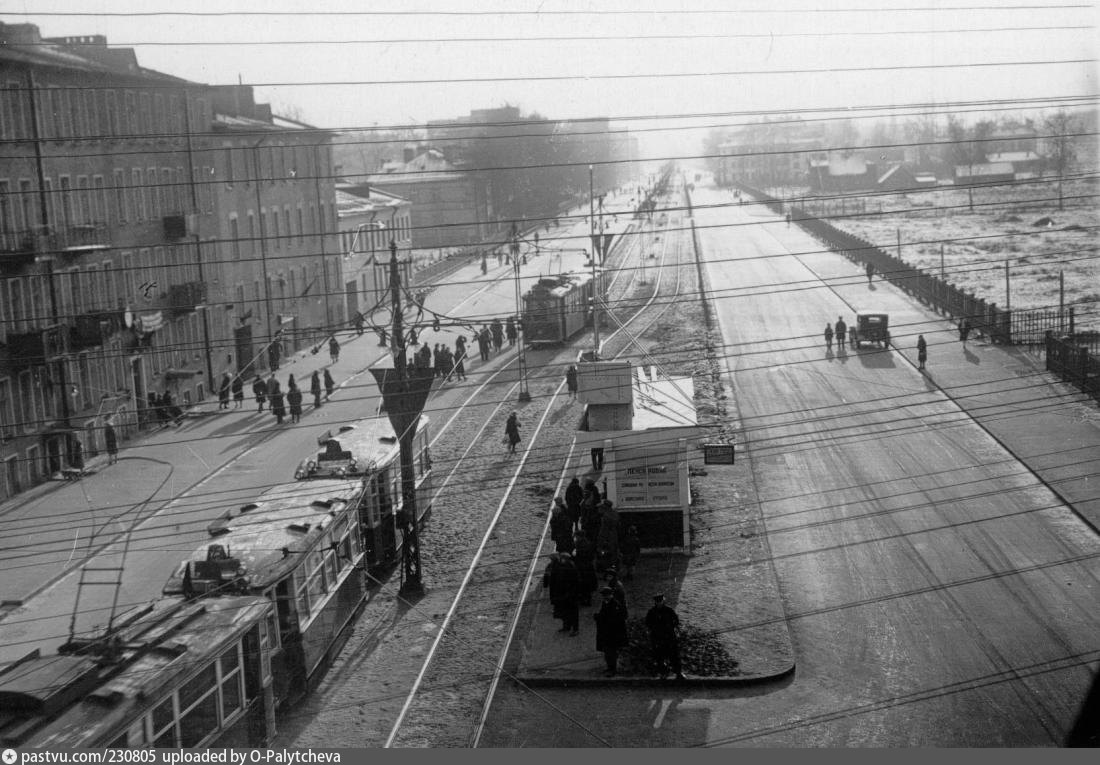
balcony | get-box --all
[0,229,41,273]
[50,221,110,255]
[71,311,123,350]
[167,281,208,317]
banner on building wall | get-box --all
[615,447,680,508]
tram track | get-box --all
[382,185,692,747]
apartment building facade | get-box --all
[0,24,338,501]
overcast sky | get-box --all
[3,1,1097,158]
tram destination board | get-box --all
[703,443,735,465]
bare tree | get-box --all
[1042,110,1080,211]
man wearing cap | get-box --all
[594,585,628,677]
[645,593,685,680]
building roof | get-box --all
[985,151,1041,164]
[955,162,1015,178]
[336,186,409,218]
[631,366,697,431]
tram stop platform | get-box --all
[507,446,797,687]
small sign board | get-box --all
[703,443,735,465]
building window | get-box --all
[272,209,280,250]
[113,169,126,223]
[0,377,13,441]
[132,169,145,221]
[247,212,256,256]
[229,216,240,260]
[146,168,158,219]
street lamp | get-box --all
[250,137,277,371]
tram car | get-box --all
[522,269,607,345]
[293,415,433,573]
[0,595,278,748]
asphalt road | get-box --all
[478,175,1100,746]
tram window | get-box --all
[179,691,218,748]
[274,581,293,637]
[179,664,217,711]
[220,644,239,674]
[151,698,175,747]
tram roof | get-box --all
[162,478,365,596]
[526,269,602,299]
[301,414,428,477]
[0,596,270,748]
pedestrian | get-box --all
[218,372,231,409]
[506,316,517,347]
[478,326,492,361]
[573,531,598,606]
[441,345,454,382]
[323,368,336,399]
[824,323,834,351]
[620,525,641,581]
[231,374,244,408]
[267,376,281,416]
[490,319,504,352]
[354,312,365,336]
[162,391,182,425]
[453,341,467,381]
[481,254,488,275]
[287,383,303,424]
[580,481,602,540]
[70,438,84,473]
[917,335,928,370]
[595,500,620,573]
[866,262,874,284]
[418,343,432,370]
[550,497,575,554]
[565,364,578,398]
[252,376,268,412]
[543,553,580,636]
[593,586,628,676]
[564,477,584,531]
[328,336,340,363]
[104,419,119,465]
[433,344,443,378]
[835,316,847,349]
[504,411,521,455]
[785,210,791,227]
[308,370,322,408]
[287,373,296,391]
[604,569,627,611]
[270,384,286,425]
[646,593,685,680]
[959,318,972,346]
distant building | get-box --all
[954,162,1016,185]
[335,185,412,320]
[366,149,489,249]
[808,152,877,192]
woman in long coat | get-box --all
[218,372,232,409]
[231,374,244,408]
[287,384,303,423]
[504,412,521,455]
[323,368,336,399]
[310,371,323,408]
[593,587,629,676]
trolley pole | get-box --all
[371,240,434,598]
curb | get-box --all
[515,662,795,688]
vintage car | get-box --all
[850,312,891,348]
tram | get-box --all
[294,415,433,575]
[522,269,607,345]
[0,596,278,748]
[0,416,434,749]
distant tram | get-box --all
[522,269,607,345]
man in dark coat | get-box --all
[328,336,340,363]
[550,497,575,554]
[218,372,232,409]
[269,383,286,425]
[564,477,584,531]
[504,412,521,456]
[565,365,578,398]
[103,420,119,465]
[594,586,629,676]
[252,376,268,412]
[287,383,303,424]
[835,316,847,349]
[310,370,323,408]
[478,326,492,361]
[506,316,517,347]
[490,319,504,352]
[572,532,598,607]
[646,593,684,679]
[231,374,244,408]
[543,553,580,635]
[323,368,336,399]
